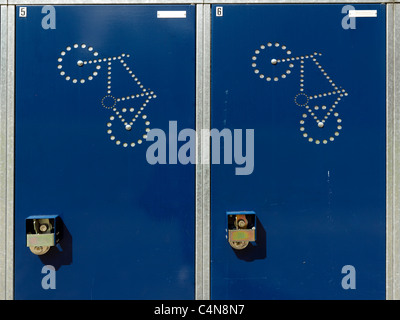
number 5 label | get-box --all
[19,7,27,18]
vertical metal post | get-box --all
[395,2,400,299]
[0,4,8,300]
[5,5,15,301]
[387,2,400,300]
[195,3,204,300]
[202,3,211,300]
[195,3,211,300]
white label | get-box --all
[157,11,186,19]
[216,7,223,17]
[348,10,377,18]
[19,7,27,18]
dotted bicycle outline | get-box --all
[58,43,157,148]
[251,42,349,145]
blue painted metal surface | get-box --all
[15,5,196,299]
[211,4,386,299]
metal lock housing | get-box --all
[227,211,256,250]
[26,215,62,255]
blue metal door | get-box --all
[15,5,196,299]
[211,4,386,299]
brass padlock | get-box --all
[227,212,256,250]
[26,215,61,255]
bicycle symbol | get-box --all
[251,42,348,145]
[57,43,157,148]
